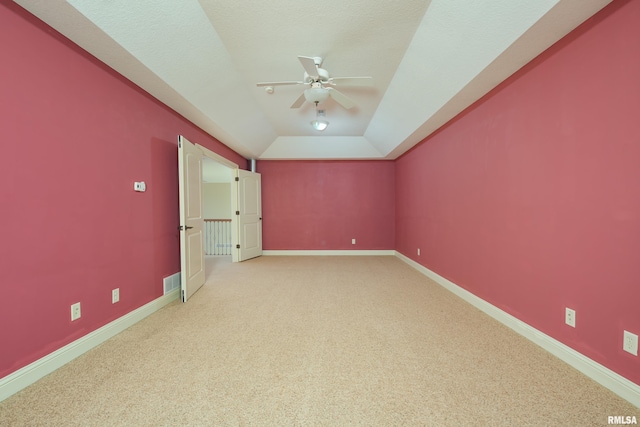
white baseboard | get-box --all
[395,251,640,408]
[0,288,180,403]
[263,250,395,256]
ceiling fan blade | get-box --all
[327,76,374,87]
[290,93,306,109]
[298,56,319,78]
[256,81,303,87]
[328,88,356,110]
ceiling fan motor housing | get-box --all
[304,68,330,84]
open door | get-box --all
[234,169,262,261]
[178,135,205,302]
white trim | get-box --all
[195,143,239,169]
[263,250,395,256]
[0,289,180,403]
[395,251,640,408]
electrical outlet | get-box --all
[623,330,638,356]
[417,248,421,256]
[351,238,356,245]
[565,307,576,328]
[71,302,81,321]
[112,288,120,304]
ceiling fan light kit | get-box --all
[304,86,330,104]
[311,105,328,131]
[311,119,329,131]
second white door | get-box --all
[234,169,262,261]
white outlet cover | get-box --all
[623,330,638,356]
[71,302,81,321]
[565,308,576,328]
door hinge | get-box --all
[236,244,240,249]
[236,211,240,215]
[181,289,185,302]
[235,176,239,182]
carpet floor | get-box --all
[0,255,638,426]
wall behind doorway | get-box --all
[258,160,395,251]
[204,183,232,219]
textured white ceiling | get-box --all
[15,0,612,160]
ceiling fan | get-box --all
[256,56,374,110]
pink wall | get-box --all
[3,0,638,392]
[0,3,246,379]
[396,0,640,385]
[258,161,395,250]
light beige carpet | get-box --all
[0,256,637,426]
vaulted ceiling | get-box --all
[15,0,612,160]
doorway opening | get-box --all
[178,135,262,301]
[202,157,233,262]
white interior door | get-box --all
[178,135,205,301]
[235,169,262,261]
